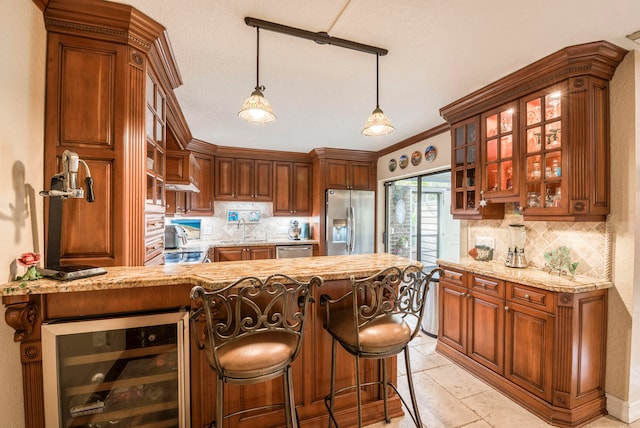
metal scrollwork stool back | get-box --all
[190,274,323,428]
[320,265,442,427]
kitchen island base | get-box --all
[2,254,413,428]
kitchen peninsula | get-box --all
[3,253,419,428]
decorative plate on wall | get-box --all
[388,158,397,172]
[411,150,422,166]
[399,155,409,169]
[425,145,437,162]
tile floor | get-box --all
[366,332,640,428]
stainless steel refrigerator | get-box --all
[325,189,375,255]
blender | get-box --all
[505,224,528,268]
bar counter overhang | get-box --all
[3,253,420,428]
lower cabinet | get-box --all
[437,264,607,427]
[211,245,275,262]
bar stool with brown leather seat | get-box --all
[190,273,323,428]
[320,265,441,427]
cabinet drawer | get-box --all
[145,214,165,237]
[507,282,554,313]
[145,235,164,261]
[470,274,504,298]
[439,267,465,287]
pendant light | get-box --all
[238,27,276,124]
[362,54,394,136]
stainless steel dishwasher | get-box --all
[276,245,313,259]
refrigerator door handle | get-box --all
[346,207,352,253]
[349,206,356,254]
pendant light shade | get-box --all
[239,27,276,124]
[238,87,276,123]
[362,54,394,136]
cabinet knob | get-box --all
[482,283,487,289]
[466,293,471,298]
[505,306,510,311]
[524,294,530,300]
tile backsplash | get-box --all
[169,201,317,242]
[467,204,610,279]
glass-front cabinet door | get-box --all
[452,116,479,216]
[521,84,566,215]
[481,103,518,200]
[42,312,190,428]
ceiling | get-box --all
[123,0,640,154]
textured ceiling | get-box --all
[123,0,639,153]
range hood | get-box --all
[165,150,200,193]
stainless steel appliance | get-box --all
[165,225,188,249]
[165,251,209,264]
[325,189,374,256]
[505,223,528,268]
[276,245,313,259]
[288,219,301,240]
[42,312,191,427]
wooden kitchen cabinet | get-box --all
[441,41,627,221]
[214,157,272,201]
[167,151,214,216]
[450,117,504,219]
[325,159,374,190]
[187,152,214,215]
[212,245,275,262]
[42,2,185,267]
[481,102,518,201]
[439,268,504,375]
[273,161,312,216]
[437,263,608,427]
[505,284,555,402]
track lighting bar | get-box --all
[244,17,388,56]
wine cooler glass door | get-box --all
[42,311,190,428]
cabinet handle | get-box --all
[505,306,510,311]
[524,294,530,300]
[466,293,471,298]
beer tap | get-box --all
[38,150,105,280]
[40,150,95,201]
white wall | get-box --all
[606,48,640,423]
[0,1,46,426]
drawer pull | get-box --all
[482,283,487,289]
[505,306,510,311]
[524,294,530,300]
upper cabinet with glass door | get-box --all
[481,103,518,201]
[521,86,565,216]
[146,71,166,211]
[440,41,627,221]
[451,117,504,220]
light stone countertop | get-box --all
[2,253,418,297]
[437,258,612,293]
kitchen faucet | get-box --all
[237,218,246,242]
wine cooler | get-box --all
[42,311,190,428]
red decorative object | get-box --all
[17,252,40,267]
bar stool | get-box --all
[190,274,323,428]
[320,265,442,427]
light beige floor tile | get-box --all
[423,363,493,400]
[585,415,632,427]
[459,420,494,428]
[395,371,483,428]
[460,388,553,428]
